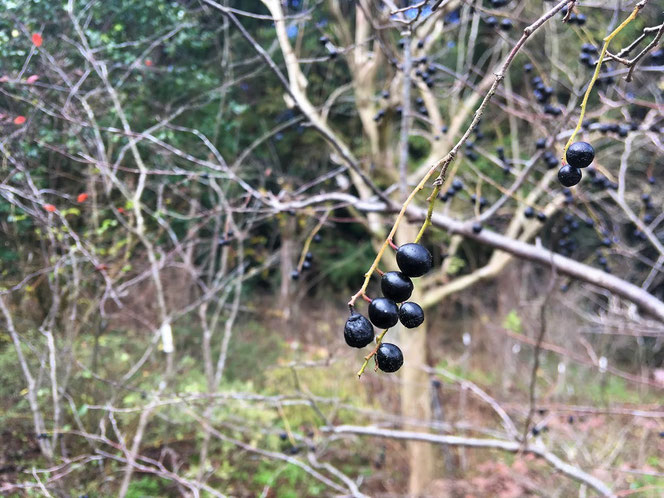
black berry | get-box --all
[344,313,375,348]
[499,19,513,31]
[472,222,483,234]
[396,243,432,278]
[381,271,414,303]
[399,302,425,328]
[368,297,399,329]
[376,343,404,373]
[566,141,595,168]
[291,270,300,280]
[558,164,582,187]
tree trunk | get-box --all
[279,214,296,321]
[397,224,434,496]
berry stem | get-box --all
[416,184,442,243]
[562,3,643,161]
[361,294,372,303]
[357,328,389,378]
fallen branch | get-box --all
[322,425,614,496]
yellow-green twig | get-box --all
[415,184,442,243]
[562,4,643,161]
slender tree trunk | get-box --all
[279,215,296,321]
[397,224,433,496]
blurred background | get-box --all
[1,0,663,496]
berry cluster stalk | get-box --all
[562,3,645,161]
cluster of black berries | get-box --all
[579,43,599,68]
[541,150,560,169]
[524,206,547,223]
[291,233,322,280]
[469,193,488,211]
[465,140,479,162]
[485,16,513,31]
[439,177,464,202]
[558,141,595,187]
[556,213,586,257]
[566,11,587,26]
[344,243,432,373]
[583,120,634,137]
[585,167,618,191]
[496,146,512,173]
[415,60,437,89]
[530,76,562,116]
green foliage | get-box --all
[253,461,325,498]
[125,476,164,498]
[502,310,522,334]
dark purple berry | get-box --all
[381,271,414,303]
[376,343,403,373]
[558,164,582,187]
[399,302,424,328]
[566,141,595,168]
[344,313,375,348]
[499,19,513,31]
[291,270,300,280]
[368,297,399,329]
[396,243,432,278]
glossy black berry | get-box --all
[566,141,595,168]
[302,260,312,270]
[472,222,483,234]
[558,164,582,187]
[291,270,300,280]
[524,206,535,218]
[376,343,404,373]
[344,313,375,348]
[537,212,547,222]
[313,233,322,243]
[499,19,513,31]
[368,297,399,329]
[396,243,432,278]
[381,271,414,303]
[535,138,546,149]
[399,302,424,328]
[486,16,498,28]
